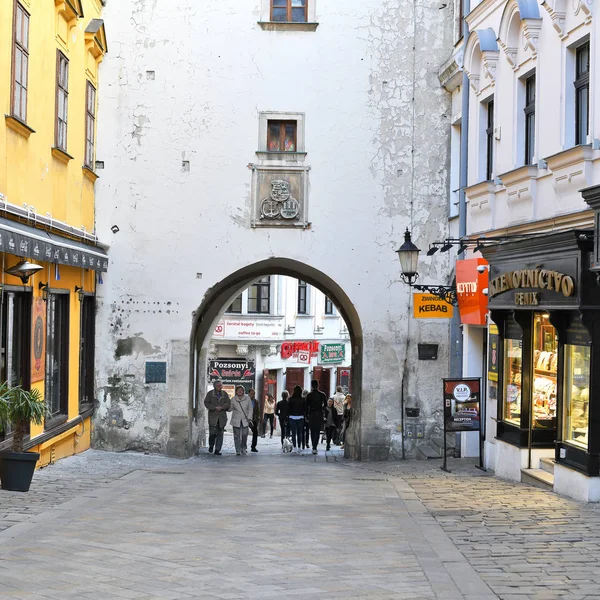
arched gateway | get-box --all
[189,258,363,459]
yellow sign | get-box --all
[413,294,454,319]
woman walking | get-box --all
[288,386,306,454]
[275,390,290,448]
[262,393,276,438]
[229,385,253,456]
[324,398,338,451]
[340,394,352,449]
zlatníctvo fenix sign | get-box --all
[489,269,575,306]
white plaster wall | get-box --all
[554,463,600,503]
[93,0,453,458]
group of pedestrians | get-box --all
[204,379,352,456]
[276,382,352,454]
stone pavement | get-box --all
[0,445,599,600]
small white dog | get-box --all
[282,437,293,453]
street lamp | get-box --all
[395,228,458,306]
[396,228,421,285]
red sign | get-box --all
[281,341,319,359]
[456,258,489,326]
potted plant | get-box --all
[0,383,47,492]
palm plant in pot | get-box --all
[0,383,47,492]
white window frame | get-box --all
[563,34,591,150]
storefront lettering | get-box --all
[489,269,575,298]
[515,292,539,306]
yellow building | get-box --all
[0,0,107,466]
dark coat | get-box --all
[275,398,290,421]
[288,393,306,418]
[204,389,231,428]
[306,390,327,417]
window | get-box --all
[56,52,69,151]
[11,2,30,122]
[46,293,69,421]
[248,277,270,314]
[485,100,494,181]
[503,337,522,425]
[85,82,96,168]
[0,291,31,442]
[297,280,308,315]
[271,0,307,22]
[563,343,590,449]
[575,42,590,146]
[524,75,535,166]
[79,296,95,411]
[267,120,297,152]
[227,294,242,314]
[324,296,333,315]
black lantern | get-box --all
[396,228,421,285]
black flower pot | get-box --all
[0,451,40,492]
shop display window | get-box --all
[563,344,590,449]
[532,313,557,429]
[503,338,522,424]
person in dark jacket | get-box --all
[249,388,260,452]
[287,385,306,453]
[324,398,338,451]
[340,394,352,448]
[306,379,327,454]
[301,389,310,449]
[203,379,231,456]
[275,390,290,448]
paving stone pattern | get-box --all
[0,445,599,599]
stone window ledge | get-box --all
[5,115,35,139]
[82,165,99,183]
[258,21,319,32]
[52,146,74,164]
[256,151,307,161]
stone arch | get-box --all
[188,258,364,459]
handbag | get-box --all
[238,398,256,432]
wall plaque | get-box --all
[145,361,167,384]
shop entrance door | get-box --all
[321,368,331,397]
[285,367,305,394]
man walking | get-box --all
[249,389,260,452]
[275,390,290,448]
[204,379,231,456]
[306,379,327,455]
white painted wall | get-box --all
[93,0,454,459]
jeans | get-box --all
[308,412,322,450]
[251,426,258,450]
[233,426,249,454]
[263,413,274,436]
[208,424,225,453]
[303,419,310,449]
[289,418,304,448]
[325,425,337,448]
[280,419,289,445]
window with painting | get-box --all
[532,313,558,429]
[563,320,591,449]
[271,0,307,22]
[267,120,297,152]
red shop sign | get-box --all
[281,340,320,359]
[456,258,489,326]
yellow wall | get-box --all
[0,0,105,233]
[0,0,105,464]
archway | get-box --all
[189,258,363,459]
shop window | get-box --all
[46,293,69,423]
[574,42,590,146]
[532,313,557,429]
[11,2,30,123]
[563,331,591,449]
[267,120,297,152]
[248,277,270,314]
[271,0,307,22]
[503,338,522,424]
[79,295,95,412]
[55,51,69,152]
[297,280,308,315]
[227,293,242,314]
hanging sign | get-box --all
[208,359,256,392]
[413,293,454,319]
[31,297,46,384]
[456,258,489,325]
[443,378,481,431]
[320,343,345,364]
[488,324,499,382]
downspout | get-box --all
[459,1,470,242]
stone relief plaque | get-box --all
[251,166,309,228]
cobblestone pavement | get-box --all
[0,446,599,599]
